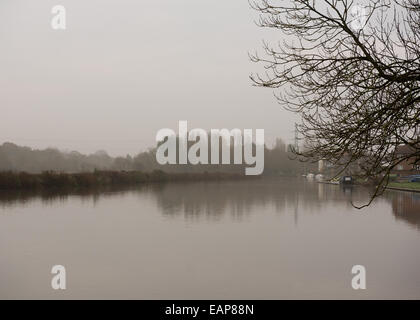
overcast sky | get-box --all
[0,0,298,156]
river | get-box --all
[0,178,419,299]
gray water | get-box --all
[0,178,419,299]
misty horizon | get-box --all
[0,0,298,156]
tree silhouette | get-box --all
[251,0,420,206]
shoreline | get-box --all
[317,180,420,194]
[385,186,420,193]
[0,170,253,191]
[317,181,340,185]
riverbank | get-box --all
[318,180,420,193]
[317,181,340,185]
[386,182,420,193]
[0,170,250,190]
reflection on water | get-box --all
[153,180,367,220]
[1,180,418,229]
[0,180,370,215]
[0,178,419,299]
[390,191,420,230]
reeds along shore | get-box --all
[0,170,250,190]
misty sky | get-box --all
[0,0,298,156]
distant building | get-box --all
[318,159,335,173]
[392,145,420,176]
[318,159,324,173]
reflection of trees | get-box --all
[385,191,420,230]
[3,179,414,226]
[0,179,372,216]
[152,179,373,220]
[0,185,145,209]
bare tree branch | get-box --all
[251,0,420,205]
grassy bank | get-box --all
[388,181,420,191]
[0,170,249,190]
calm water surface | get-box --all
[0,178,419,299]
